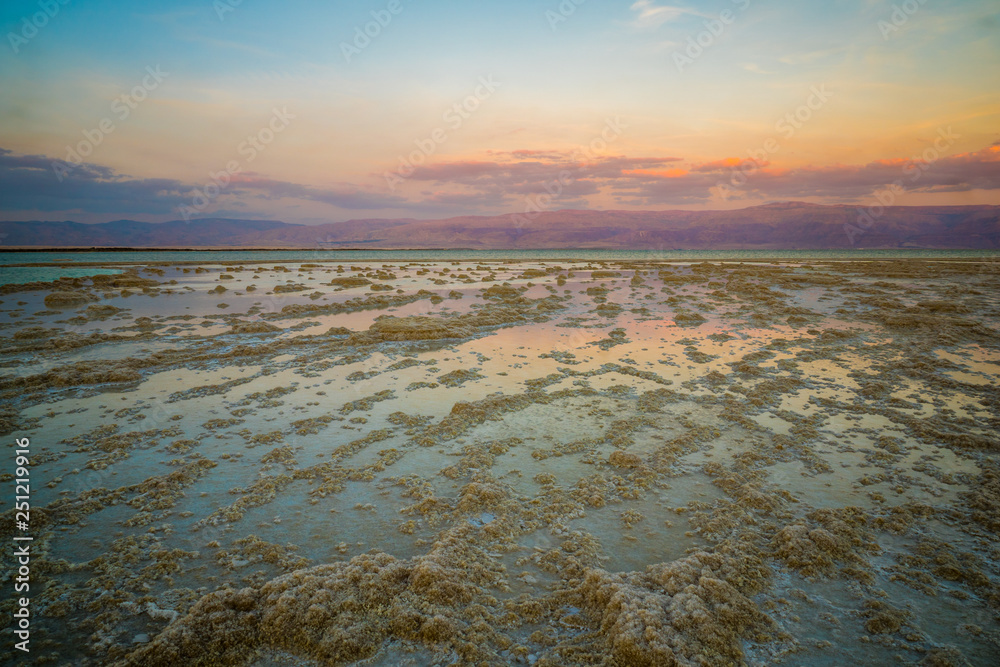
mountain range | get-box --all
[1,203,998,250]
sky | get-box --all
[0,0,998,224]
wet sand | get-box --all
[1,259,998,666]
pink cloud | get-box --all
[392,142,1000,206]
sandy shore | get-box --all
[0,258,998,666]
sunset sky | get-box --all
[1,0,998,224]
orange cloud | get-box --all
[623,168,689,178]
[868,158,912,168]
[692,157,771,172]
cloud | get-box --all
[627,143,1000,204]
[226,174,410,210]
[0,148,115,180]
[629,1,700,29]
[739,63,774,75]
[3,142,997,220]
[776,47,845,65]
[397,151,685,210]
[691,157,767,172]
[0,149,192,215]
[383,143,1000,208]
[0,148,410,218]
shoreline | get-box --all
[2,245,999,252]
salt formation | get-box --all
[0,258,997,665]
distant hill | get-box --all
[2,203,999,249]
[0,218,295,248]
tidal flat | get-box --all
[1,258,998,666]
